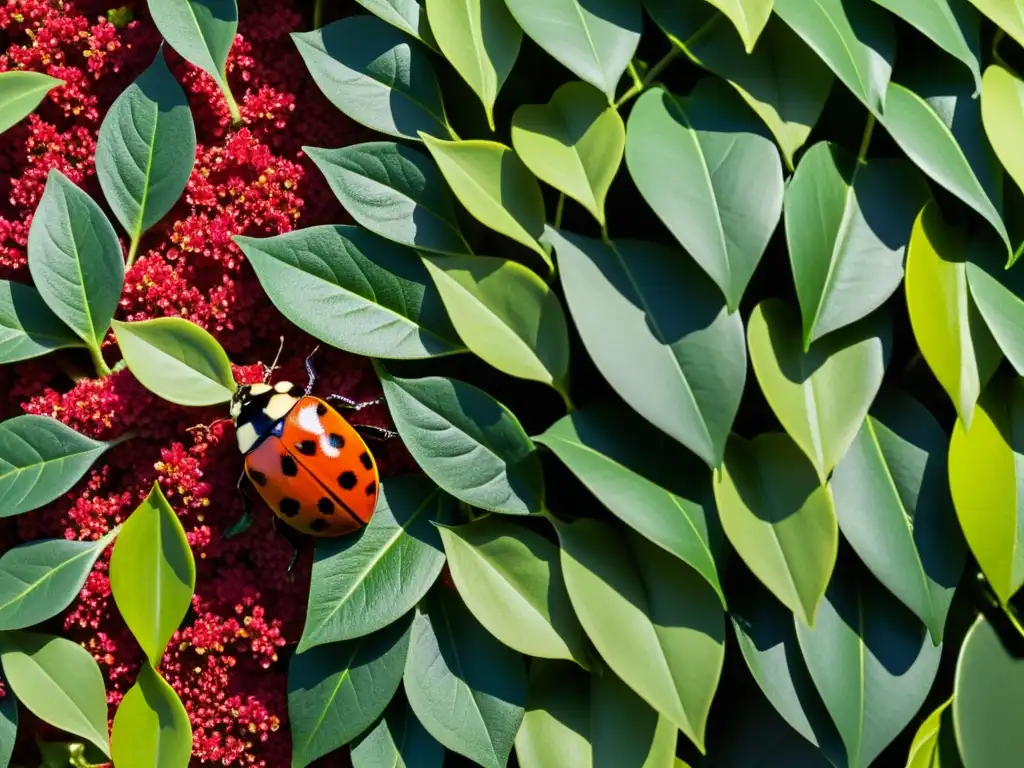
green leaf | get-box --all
[298,476,452,651]
[95,46,196,249]
[714,433,837,626]
[110,662,192,768]
[26,169,125,354]
[747,298,891,482]
[625,81,784,311]
[112,317,236,406]
[438,516,586,664]
[304,142,469,255]
[351,696,445,768]
[832,389,965,644]
[0,279,83,364]
[0,415,121,519]
[966,0,1024,49]
[905,199,1001,426]
[948,373,1024,605]
[773,0,894,116]
[784,141,929,346]
[502,0,640,100]
[0,671,15,768]
[511,81,624,226]
[0,630,110,757]
[982,64,1024,200]
[289,617,412,768]
[953,614,1024,766]
[796,566,943,768]
[0,71,63,134]
[376,365,544,515]
[419,135,549,268]
[147,0,237,88]
[703,0,772,52]
[535,401,725,604]
[556,518,725,753]
[293,16,449,141]
[0,530,118,630]
[546,229,746,468]
[421,254,570,391]
[109,482,196,666]
[354,0,439,50]
[907,698,964,768]
[404,589,526,768]
[966,254,1024,376]
[235,226,462,359]
[426,0,521,129]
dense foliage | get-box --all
[3,0,1024,766]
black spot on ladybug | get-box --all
[279,497,300,517]
[316,403,328,417]
[359,452,373,470]
[328,433,344,450]
[310,518,328,533]
[317,497,335,515]
[249,470,267,487]
[297,440,317,456]
[281,455,298,477]
[365,481,376,496]
[338,471,358,490]
[289,385,303,398]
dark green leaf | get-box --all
[0,71,63,134]
[0,280,83,364]
[355,0,438,48]
[351,696,445,768]
[110,661,192,768]
[147,0,237,88]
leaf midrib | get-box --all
[297,643,362,762]
[0,540,99,618]
[183,0,228,81]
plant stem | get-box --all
[857,113,876,165]
[1002,601,1024,641]
[220,77,242,126]
[553,193,565,230]
[614,49,680,110]
[89,343,111,377]
[126,234,141,268]
[313,0,325,29]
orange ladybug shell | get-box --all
[243,396,380,536]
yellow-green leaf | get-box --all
[967,0,1024,49]
[704,0,772,52]
[981,63,1024,199]
[907,698,963,768]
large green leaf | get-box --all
[747,298,891,482]
[26,169,124,354]
[404,589,526,768]
[112,318,236,406]
[376,365,544,514]
[289,618,412,768]
[235,226,462,359]
[773,0,894,115]
[439,516,586,664]
[905,200,1001,426]
[109,482,196,666]
[421,254,570,391]
[832,389,965,644]
[353,0,438,49]
[426,0,521,129]
[0,415,121,519]
[714,433,837,626]
[0,631,110,757]
[0,670,15,768]
[966,0,1024,49]
[907,698,964,768]
[535,401,724,604]
[298,476,452,651]
[796,567,943,768]
[982,64,1024,201]
[0,530,118,630]
[351,696,445,768]
[704,0,772,52]
[546,229,745,468]
[625,81,783,311]
[304,142,469,255]
[292,16,450,141]
[0,71,63,134]
[784,141,929,346]
[0,280,82,364]
[511,81,624,226]
[502,0,640,100]
[948,373,1024,605]
[147,0,236,89]
[557,518,724,752]
[110,661,192,768]
[95,46,196,252]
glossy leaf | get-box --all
[907,698,964,768]
[982,64,1024,200]
[110,662,192,768]
[747,298,891,482]
[404,589,526,768]
[353,0,438,49]
[0,670,14,768]
[0,70,62,134]
[289,618,412,768]
[235,226,463,359]
[0,280,83,364]
[714,433,837,626]
[376,364,544,514]
[148,0,237,88]
[26,169,124,353]
[109,482,196,666]
[112,317,237,406]
[625,81,784,310]
[351,697,445,768]
[298,476,452,650]
[0,529,118,630]
[438,516,586,663]
[966,254,1024,376]
[966,0,1024,49]
[557,518,725,752]
[547,228,746,468]
[704,0,771,52]
[784,141,928,346]
[0,415,121,519]
[304,142,469,255]
[293,16,450,141]
[0,630,110,756]
[511,81,625,225]
[421,254,570,391]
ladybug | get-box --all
[227,348,395,569]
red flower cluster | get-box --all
[0,1,416,764]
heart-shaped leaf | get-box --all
[110,662,192,768]
[982,64,1024,199]
[147,0,236,90]
[0,280,83,364]
[351,696,444,768]
[703,0,772,52]
[907,698,964,768]
[0,71,63,134]
[353,0,438,49]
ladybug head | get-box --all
[230,381,304,453]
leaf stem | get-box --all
[89,343,111,377]
[614,49,680,110]
[856,113,876,165]
[554,193,565,229]
[126,234,141,269]
[1002,600,1024,641]
[220,77,242,126]
[313,0,325,29]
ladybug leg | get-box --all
[352,424,398,441]
[272,516,304,577]
[304,346,321,396]
[226,471,254,539]
[325,393,384,411]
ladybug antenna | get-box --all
[186,417,231,438]
[263,336,286,383]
